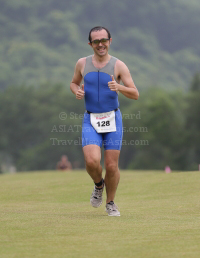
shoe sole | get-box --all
[106,209,120,216]
[106,211,120,216]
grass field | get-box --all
[0,170,200,258]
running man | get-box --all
[70,26,139,216]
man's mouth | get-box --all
[97,47,106,52]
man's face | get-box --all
[89,29,112,57]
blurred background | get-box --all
[0,0,199,173]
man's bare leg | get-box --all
[83,144,103,187]
[104,150,120,203]
[83,144,105,208]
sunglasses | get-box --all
[91,38,110,45]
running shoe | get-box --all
[106,202,120,216]
[90,180,104,208]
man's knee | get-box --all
[105,162,118,175]
[85,156,100,170]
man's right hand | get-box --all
[76,84,85,100]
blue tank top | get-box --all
[83,55,119,113]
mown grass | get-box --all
[0,170,200,258]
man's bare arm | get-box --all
[108,60,139,100]
[70,58,86,99]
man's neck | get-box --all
[93,54,111,64]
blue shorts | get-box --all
[82,109,123,150]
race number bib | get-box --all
[90,110,116,133]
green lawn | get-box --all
[0,170,200,258]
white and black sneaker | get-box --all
[106,201,120,216]
[90,180,104,208]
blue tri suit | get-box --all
[82,55,123,150]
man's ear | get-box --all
[88,42,92,47]
[109,38,112,44]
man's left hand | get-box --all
[108,75,121,92]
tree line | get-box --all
[1,0,200,90]
[0,73,199,172]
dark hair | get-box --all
[88,26,111,43]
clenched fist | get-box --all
[108,75,121,92]
[76,84,85,99]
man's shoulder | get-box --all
[77,55,93,62]
[115,58,126,66]
[77,57,87,65]
[115,59,128,70]
[76,57,87,71]
[114,58,130,79]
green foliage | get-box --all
[0,84,84,171]
[1,0,200,171]
[0,76,199,171]
[190,72,200,91]
[120,88,187,170]
[185,76,200,169]
[1,0,200,89]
